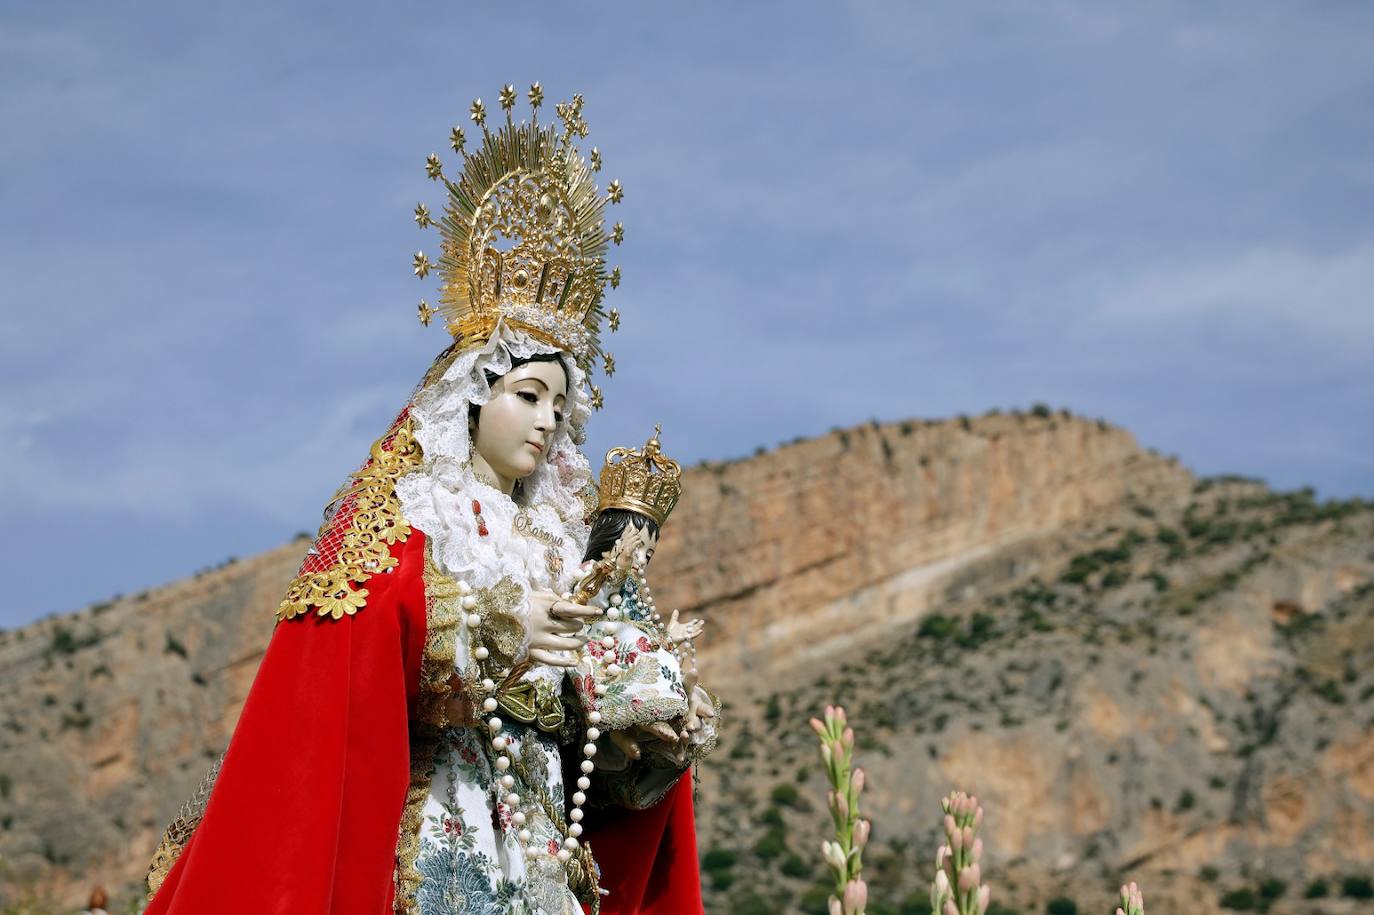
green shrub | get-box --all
[770,782,801,808]
[729,890,773,914]
[1176,789,1196,812]
[956,612,997,649]
[1341,875,1373,899]
[1219,887,1258,910]
[1303,879,1328,899]
[798,883,834,915]
[702,847,737,872]
[753,826,787,859]
[918,614,956,640]
[1258,877,1286,901]
[1046,897,1077,915]
[780,853,810,878]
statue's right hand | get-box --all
[526,590,596,668]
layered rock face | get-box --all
[654,413,1193,681]
[1,411,1369,915]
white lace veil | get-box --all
[394,322,594,597]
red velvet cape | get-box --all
[144,529,705,914]
[583,770,705,915]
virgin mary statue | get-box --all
[141,85,713,915]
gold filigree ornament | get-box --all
[410,84,626,386]
[275,417,423,622]
[596,424,682,527]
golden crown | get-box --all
[596,425,683,527]
[411,84,624,404]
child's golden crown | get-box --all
[596,425,682,527]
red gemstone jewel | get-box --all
[472,499,482,515]
[477,522,489,537]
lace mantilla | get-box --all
[395,324,593,673]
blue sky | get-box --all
[2,2,1371,628]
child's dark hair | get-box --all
[582,508,660,563]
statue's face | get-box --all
[610,521,659,571]
[473,360,567,483]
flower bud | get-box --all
[943,899,959,915]
[972,837,984,861]
[829,898,842,915]
[978,885,991,914]
[961,825,974,849]
[843,879,868,913]
[842,727,854,749]
[854,819,871,848]
[944,814,958,839]
[852,767,866,795]
[973,806,984,829]
[822,840,846,870]
[936,845,947,869]
[934,869,950,895]
[950,823,964,850]
[811,717,826,737]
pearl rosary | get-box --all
[459,579,603,868]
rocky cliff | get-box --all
[1,410,1370,915]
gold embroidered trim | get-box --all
[415,550,466,727]
[276,418,423,622]
[393,723,440,915]
[145,753,224,899]
[475,576,525,666]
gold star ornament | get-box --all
[412,251,432,278]
[425,153,443,180]
[590,386,604,411]
[417,300,435,326]
[414,202,434,228]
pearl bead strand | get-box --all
[462,579,601,868]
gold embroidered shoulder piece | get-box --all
[276,414,424,622]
